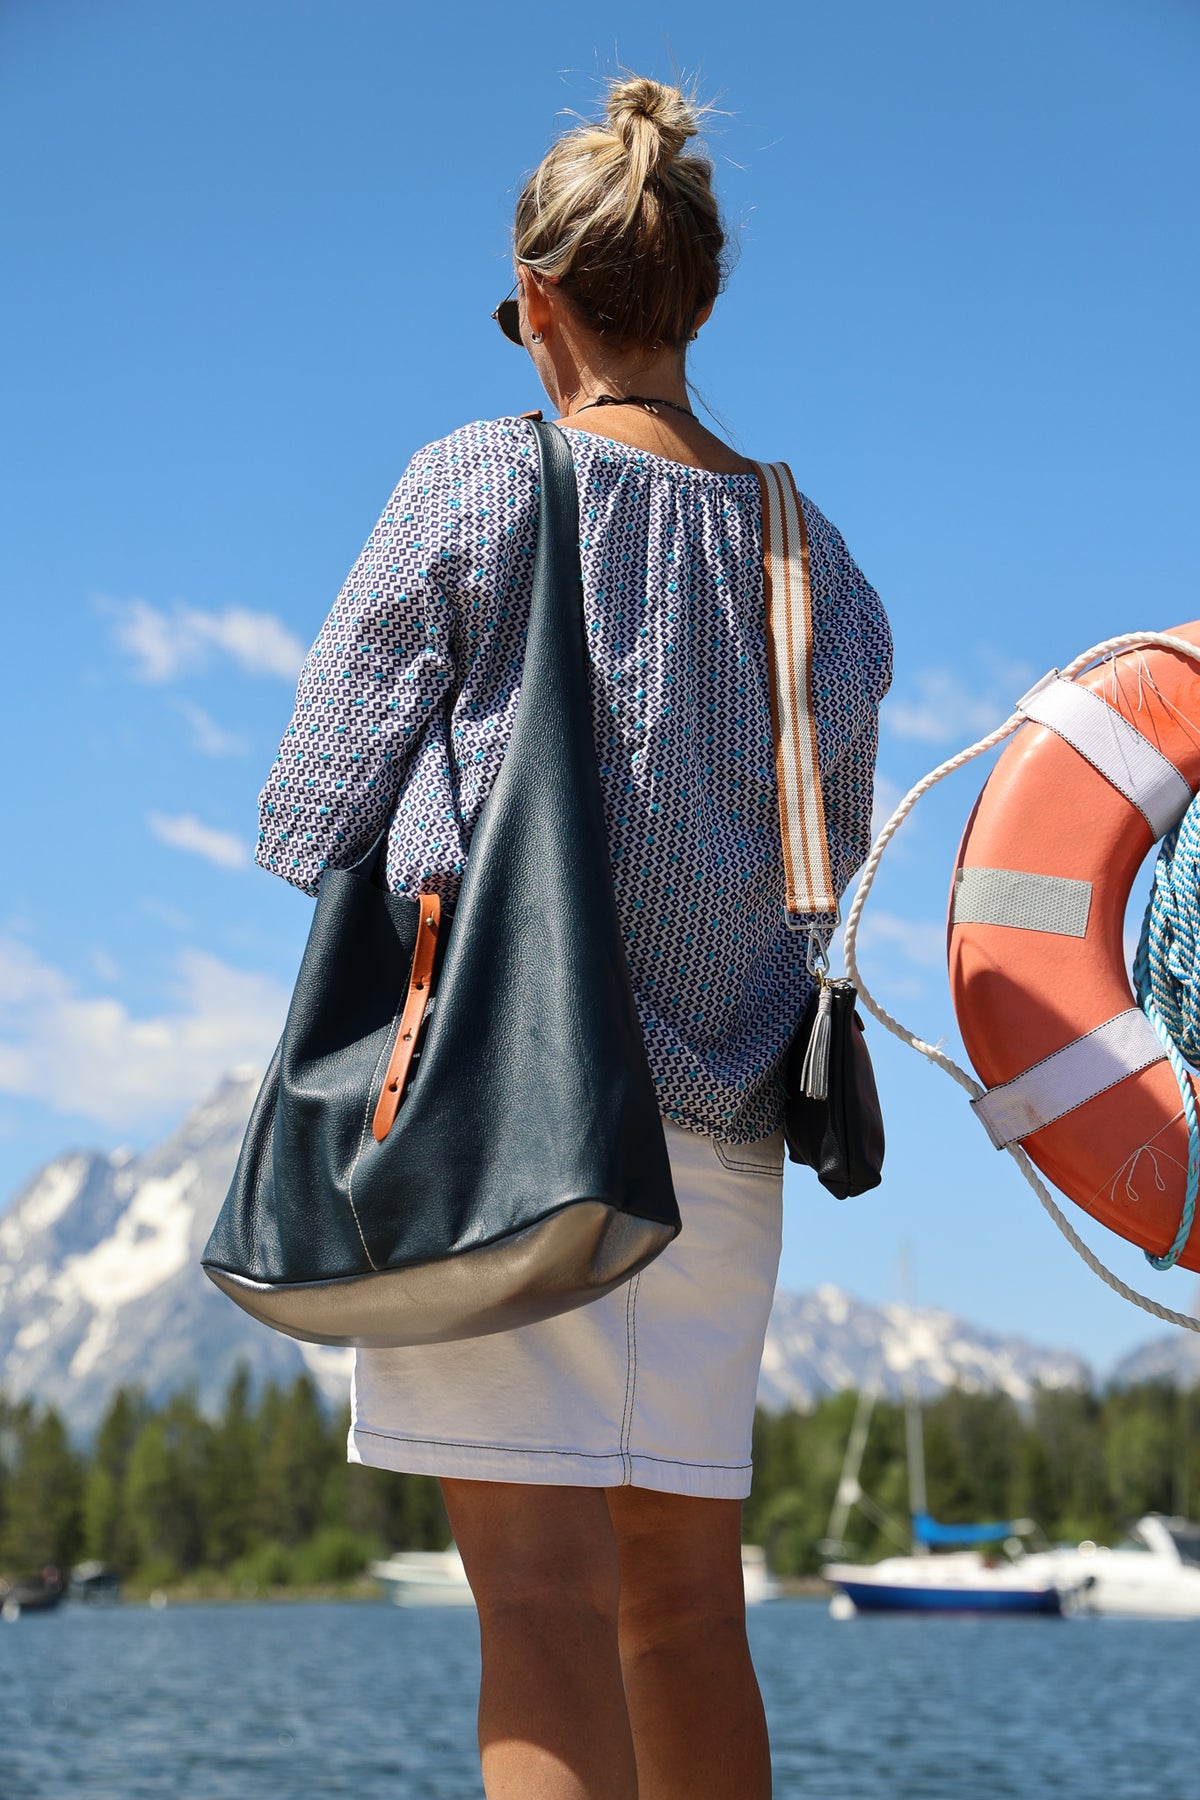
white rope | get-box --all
[843,632,1200,1334]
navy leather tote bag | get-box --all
[202,421,680,1346]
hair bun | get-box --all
[513,71,726,349]
[605,76,698,166]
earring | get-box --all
[530,331,544,344]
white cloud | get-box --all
[853,908,946,970]
[197,607,307,680]
[176,699,250,758]
[870,774,906,841]
[101,596,306,682]
[884,657,1033,746]
[140,897,192,932]
[840,907,947,1004]
[89,948,121,983]
[148,812,250,871]
[0,938,287,1128]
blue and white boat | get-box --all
[818,1377,1085,1616]
[824,1513,1072,1616]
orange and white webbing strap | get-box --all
[754,460,837,917]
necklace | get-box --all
[573,392,696,420]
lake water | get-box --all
[1,1598,1195,1798]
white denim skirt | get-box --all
[347,1119,785,1500]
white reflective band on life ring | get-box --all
[970,1007,1166,1150]
[952,867,1093,938]
[1016,675,1192,840]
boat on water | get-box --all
[1020,1514,1200,1619]
[818,1378,1083,1617]
[371,1544,781,1608]
[0,1566,64,1621]
[823,1512,1073,1616]
[68,1561,122,1605]
[740,1544,781,1605]
[370,1548,476,1607]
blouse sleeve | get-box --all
[254,437,459,897]
[801,497,894,909]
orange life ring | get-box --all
[948,623,1200,1271]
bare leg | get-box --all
[441,1478,638,1800]
[606,1488,771,1799]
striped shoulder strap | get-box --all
[754,460,837,918]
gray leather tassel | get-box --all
[800,977,833,1100]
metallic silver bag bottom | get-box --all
[204,1203,673,1349]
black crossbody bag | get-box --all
[784,972,885,1199]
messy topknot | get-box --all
[513,74,727,350]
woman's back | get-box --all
[255,413,890,1140]
[247,71,897,1800]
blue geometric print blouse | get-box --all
[256,417,892,1143]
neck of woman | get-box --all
[556,339,691,419]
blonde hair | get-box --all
[513,75,728,351]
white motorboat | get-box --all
[740,1544,782,1605]
[370,1548,475,1607]
[371,1545,781,1607]
[1021,1514,1200,1619]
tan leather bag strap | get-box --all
[753,461,836,918]
[372,893,440,1141]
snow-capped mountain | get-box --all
[1110,1329,1200,1390]
[0,1072,1091,1436]
[758,1285,1088,1410]
[0,1071,354,1437]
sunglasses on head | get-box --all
[491,283,523,347]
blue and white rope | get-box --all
[1133,804,1200,1270]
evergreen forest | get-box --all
[1,1372,1197,1591]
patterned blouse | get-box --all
[256,416,892,1143]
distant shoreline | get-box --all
[101,1573,832,1608]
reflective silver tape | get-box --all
[952,867,1093,938]
[1016,675,1191,840]
[971,1008,1165,1150]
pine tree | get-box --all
[0,1403,84,1574]
[125,1391,213,1577]
[206,1365,260,1566]
[83,1386,148,1570]
[254,1374,334,1547]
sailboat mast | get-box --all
[823,1384,878,1554]
[904,1381,928,1545]
[900,1244,928,1554]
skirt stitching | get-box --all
[619,1271,641,1485]
[354,1426,747,1473]
[353,1428,624,1458]
[632,1452,752,1470]
[712,1140,784,1177]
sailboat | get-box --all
[823,1520,1071,1616]
[819,1386,1085,1617]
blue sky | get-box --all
[2,0,1198,1369]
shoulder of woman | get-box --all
[796,489,893,687]
[383,420,540,538]
[797,492,884,606]
[793,488,849,564]
[399,417,542,487]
